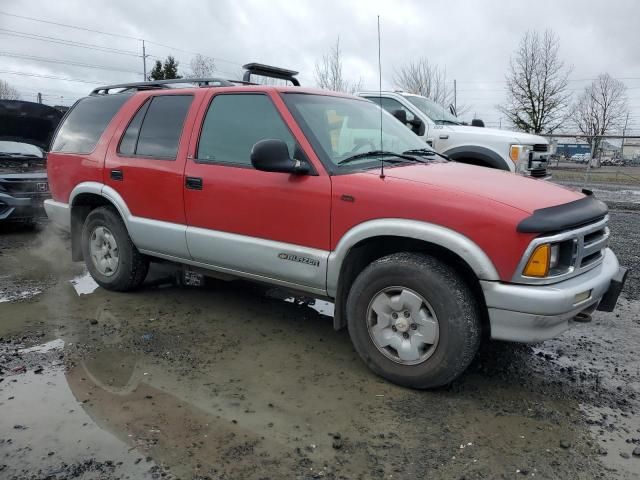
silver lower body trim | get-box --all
[186,226,328,292]
[139,249,327,296]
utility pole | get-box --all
[142,39,147,81]
[453,79,457,114]
[621,112,630,159]
[36,92,42,104]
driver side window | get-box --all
[367,97,415,123]
[196,94,297,166]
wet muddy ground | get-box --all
[1,207,639,479]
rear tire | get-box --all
[81,206,148,291]
[346,252,481,389]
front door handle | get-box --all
[185,176,203,190]
[110,169,123,181]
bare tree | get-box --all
[187,54,216,78]
[0,79,20,100]
[394,58,451,107]
[498,30,572,133]
[573,73,628,162]
[314,38,362,94]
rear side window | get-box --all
[124,95,192,159]
[118,100,149,156]
[196,94,296,166]
[51,94,130,154]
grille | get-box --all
[0,178,48,195]
[532,144,548,152]
[576,221,609,270]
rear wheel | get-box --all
[346,252,481,389]
[81,207,148,291]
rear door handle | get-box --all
[185,176,203,190]
[110,169,123,181]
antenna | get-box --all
[377,15,384,179]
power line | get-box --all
[0,70,105,85]
[0,51,142,75]
[0,10,141,41]
[0,10,244,69]
[0,28,141,57]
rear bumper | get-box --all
[482,248,625,342]
[0,192,49,221]
[43,199,70,231]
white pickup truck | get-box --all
[358,91,550,177]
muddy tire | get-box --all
[81,206,148,292]
[346,252,481,389]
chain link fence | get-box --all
[542,134,640,188]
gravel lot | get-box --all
[0,190,639,479]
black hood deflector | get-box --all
[0,100,64,151]
[517,191,608,234]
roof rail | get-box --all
[242,63,300,86]
[90,77,251,95]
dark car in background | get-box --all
[0,100,63,222]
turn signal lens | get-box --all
[509,145,522,162]
[523,244,550,277]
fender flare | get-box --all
[443,145,511,171]
[70,182,133,222]
[326,218,500,297]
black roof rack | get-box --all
[90,77,253,95]
[242,63,300,86]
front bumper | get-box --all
[0,191,49,221]
[481,248,625,342]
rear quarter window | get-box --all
[51,94,131,154]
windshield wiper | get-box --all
[402,148,450,161]
[434,119,460,126]
[337,150,420,165]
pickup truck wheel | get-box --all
[346,252,481,389]
[81,206,149,292]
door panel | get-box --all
[184,92,331,290]
[105,93,201,258]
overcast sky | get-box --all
[1,0,639,130]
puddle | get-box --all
[0,367,155,479]
[70,270,100,296]
[283,296,335,316]
[0,286,42,303]
[581,403,640,477]
[19,338,65,354]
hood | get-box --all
[0,100,64,151]
[449,124,547,145]
[379,162,582,214]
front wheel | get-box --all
[81,206,149,291]
[346,252,481,389]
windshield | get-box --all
[403,95,460,125]
[0,141,43,157]
[283,93,432,170]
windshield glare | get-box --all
[403,95,459,125]
[0,141,43,157]
[283,94,430,168]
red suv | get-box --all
[45,65,626,388]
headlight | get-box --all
[509,144,532,163]
[522,242,570,278]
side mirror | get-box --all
[251,139,310,174]
[392,109,407,124]
[471,118,485,127]
[409,117,426,136]
[392,109,426,136]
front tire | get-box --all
[346,252,481,389]
[81,206,149,291]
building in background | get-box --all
[622,140,640,160]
